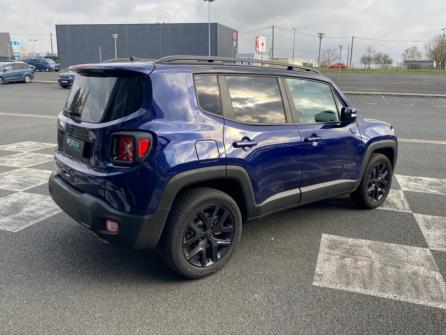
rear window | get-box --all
[64,73,145,123]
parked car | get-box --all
[329,63,348,69]
[26,58,60,72]
[49,56,398,279]
[58,70,75,88]
[0,61,34,85]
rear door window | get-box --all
[194,75,222,116]
[64,73,146,123]
[225,76,286,124]
[286,79,339,123]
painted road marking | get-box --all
[396,175,446,196]
[399,138,446,145]
[379,189,411,213]
[381,96,390,105]
[0,168,51,192]
[414,214,446,252]
[0,192,60,232]
[0,141,56,152]
[0,112,57,119]
[313,234,446,310]
[0,152,53,168]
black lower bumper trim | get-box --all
[48,173,168,249]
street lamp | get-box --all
[292,28,298,63]
[317,33,324,68]
[441,27,446,70]
[203,0,215,57]
[28,38,37,57]
[6,44,11,60]
[112,33,119,59]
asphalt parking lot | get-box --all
[0,82,445,334]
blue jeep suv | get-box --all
[49,56,397,278]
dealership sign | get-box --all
[255,35,266,53]
[11,40,20,47]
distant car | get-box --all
[58,70,75,88]
[0,61,34,85]
[26,58,60,72]
[329,63,348,69]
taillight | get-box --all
[116,135,135,162]
[111,132,152,163]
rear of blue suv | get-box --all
[49,57,397,278]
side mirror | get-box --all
[341,106,357,124]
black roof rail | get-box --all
[155,55,320,74]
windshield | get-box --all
[64,73,145,123]
[46,59,56,64]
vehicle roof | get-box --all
[71,59,329,81]
[0,61,27,65]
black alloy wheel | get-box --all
[367,161,390,202]
[350,153,393,209]
[182,204,235,268]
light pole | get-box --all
[98,46,102,62]
[317,33,324,68]
[292,28,297,63]
[203,0,215,57]
[28,38,37,57]
[441,27,446,70]
[6,44,11,60]
[112,33,119,59]
[338,45,343,79]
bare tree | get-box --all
[360,46,375,68]
[320,48,338,67]
[425,35,446,69]
[401,46,422,60]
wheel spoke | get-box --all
[186,241,204,260]
[210,205,221,223]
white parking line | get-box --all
[381,96,390,105]
[379,189,411,213]
[0,192,61,232]
[396,175,446,196]
[313,234,446,310]
[0,141,56,152]
[414,214,446,252]
[399,138,446,145]
[0,112,57,119]
[0,153,53,168]
[0,168,52,192]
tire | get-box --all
[161,187,242,279]
[24,75,31,83]
[350,153,393,209]
[0,77,4,85]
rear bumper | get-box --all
[48,172,168,249]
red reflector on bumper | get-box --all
[105,219,119,234]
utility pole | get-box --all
[112,33,119,59]
[346,44,350,68]
[350,36,354,68]
[271,25,275,60]
[292,28,297,63]
[203,0,215,57]
[317,33,324,68]
[98,46,102,62]
[441,27,446,70]
[338,45,343,79]
[49,32,54,54]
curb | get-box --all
[33,80,58,84]
[344,91,446,98]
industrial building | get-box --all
[56,23,238,67]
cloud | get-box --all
[1,0,445,63]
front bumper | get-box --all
[48,172,168,249]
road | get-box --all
[0,82,445,334]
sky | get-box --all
[1,0,445,65]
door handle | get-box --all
[304,136,323,143]
[233,139,258,148]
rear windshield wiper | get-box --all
[63,107,81,117]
